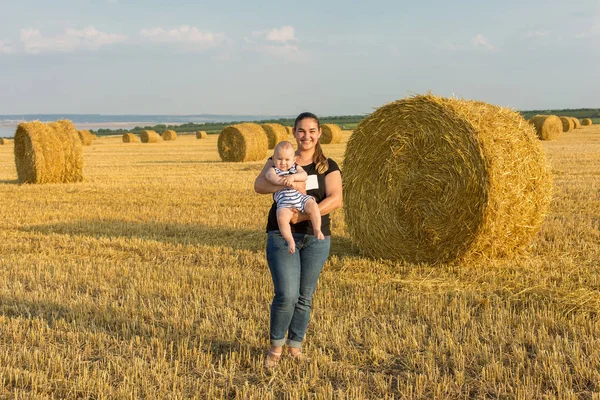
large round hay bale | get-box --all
[571,117,581,129]
[122,133,138,143]
[0,138,13,145]
[559,116,574,132]
[581,118,593,126]
[218,123,268,162]
[286,126,294,136]
[196,131,208,139]
[529,115,562,140]
[343,93,552,265]
[321,124,342,144]
[140,130,160,143]
[14,120,84,184]
[77,129,94,146]
[261,123,288,149]
[161,130,177,141]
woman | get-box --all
[254,112,343,368]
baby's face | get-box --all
[273,147,295,171]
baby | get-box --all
[265,141,325,254]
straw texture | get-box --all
[261,123,287,149]
[14,120,84,184]
[559,117,574,132]
[78,130,94,146]
[218,123,268,162]
[343,93,552,265]
[140,130,160,143]
[581,118,593,126]
[196,131,208,139]
[122,133,138,143]
[161,130,177,141]
[321,124,342,144]
[529,115,562,140]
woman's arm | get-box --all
[254,159,306,194]
[290,170,343,223]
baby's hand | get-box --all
[282,176,295,187]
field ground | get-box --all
[0,126,599,399]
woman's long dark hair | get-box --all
[294,112,329,174]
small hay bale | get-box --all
[14,120,84,184]
[77,129,94,146]
[529,115,562,140]
[218,123,268,162]
[161,130,177,141]
[0,138,13,145]
[559,116,574,132]
[571,117,581,129]
[286,126,294,136]
[196,131,208,139]
[321,124,342,144]
[122,133,138,143]
[140,130,160,143]
[343,93,552,265]
[581,118,593,126]
[261,123,288,149]
[92,134,98,140]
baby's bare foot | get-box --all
[288,242,296,254]
[315,230,325,240]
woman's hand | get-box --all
[291,181,306,194]
[290,209,309,224]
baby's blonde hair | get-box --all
[273,141,294,156]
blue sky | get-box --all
[0,0,598,115]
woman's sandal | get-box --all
[264,349,282,368]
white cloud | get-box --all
[266,26,296,43]
[472,33,494,50]
[140,25,226,48]
[0,40,13,54]
[20,26,127,54]
[527,31,551,38]
[246,26,300,60]
[252,25,297,43]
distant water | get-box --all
[0,114,288,138]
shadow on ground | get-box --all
[21,219,360,258]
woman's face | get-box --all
[294,118,321,152]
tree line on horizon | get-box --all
[92,109,600,136]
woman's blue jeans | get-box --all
[266,230,330,348]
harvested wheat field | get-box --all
[0,128,599,398]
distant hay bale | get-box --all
[529,115,562,140]
[77,129,94,146]
[161,130,177,141]
[0,138,13,145]
[559,117,574,132]
[321,124,342,144]
[571,117,581,129]
[196,131,208,139]
[261,123,288,149]
[140,130,160,143]
[14,120,84,184]
[218,123,268,162]
[343,93,552,265]
[92,134,98,140]
[122,133,138,143]
[581,118,593,126]
[286,126,294,136]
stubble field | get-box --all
[0,127,599,399]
